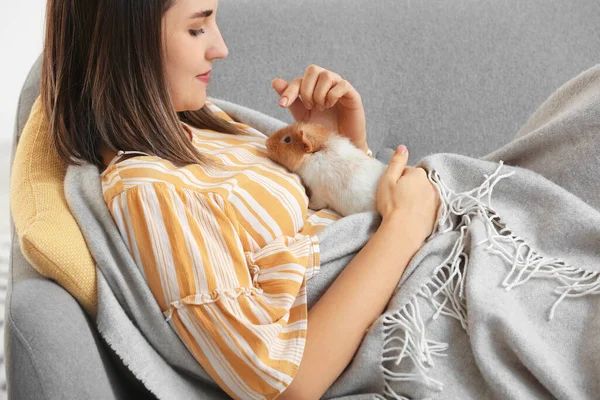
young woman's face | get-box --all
[162,0,228,112]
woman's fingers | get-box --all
[313,70,342,109]
[277,65,346,111]
[300,65,342,110]
[384,145,409,186]
[300,65,324,109]
[280,64,344,111]
[324,79,351,109]
[279,77,303,107]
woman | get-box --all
[42,0,440,398]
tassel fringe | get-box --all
[382,297,448,399]
[381,161,600,398]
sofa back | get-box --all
[207,0,600,161]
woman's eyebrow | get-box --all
[189,9,213,19]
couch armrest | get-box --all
[5,235,153,400]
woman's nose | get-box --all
[208,27,229,60]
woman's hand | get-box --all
[272,65,369,152]
[376,145,441,243]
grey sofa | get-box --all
[6,0,600,398]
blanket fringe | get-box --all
[414,163,516,333]
[426,160,600,322]
[381,161,600,398]
[382,297,448,399]
[476,216,600,320]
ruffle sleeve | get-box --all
[108,181,320,399]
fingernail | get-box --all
[397,145,407,154]
[279,97,289,107]
[325,100,331,108]
[305,102,312,110]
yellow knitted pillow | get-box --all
[11,96,98,319]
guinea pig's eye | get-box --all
[282,136,292,144]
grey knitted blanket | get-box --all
[65,66,600,399]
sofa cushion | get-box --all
[10,96,98,318]
[9,95,249,320]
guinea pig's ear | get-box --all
[300,129,314,153]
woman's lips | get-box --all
[196,70,211,83]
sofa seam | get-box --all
[6,292,49,400]
[7,229,49,400]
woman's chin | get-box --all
[181,98,207,112]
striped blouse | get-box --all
[100,101,342,399]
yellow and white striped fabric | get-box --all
[100,101,341,399]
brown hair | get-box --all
[41,0,248,170]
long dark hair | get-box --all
[41,0,248,170]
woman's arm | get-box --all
[278,215,423,400]
[114,182,333,399]
[279,146,441,400]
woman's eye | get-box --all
[189,28,205,37]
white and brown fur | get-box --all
[265,122,387,216]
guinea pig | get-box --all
[265,122,387,216]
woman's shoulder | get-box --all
[203,100,268,139]
[204,100,235,123]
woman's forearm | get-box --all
[279,216,424,400]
